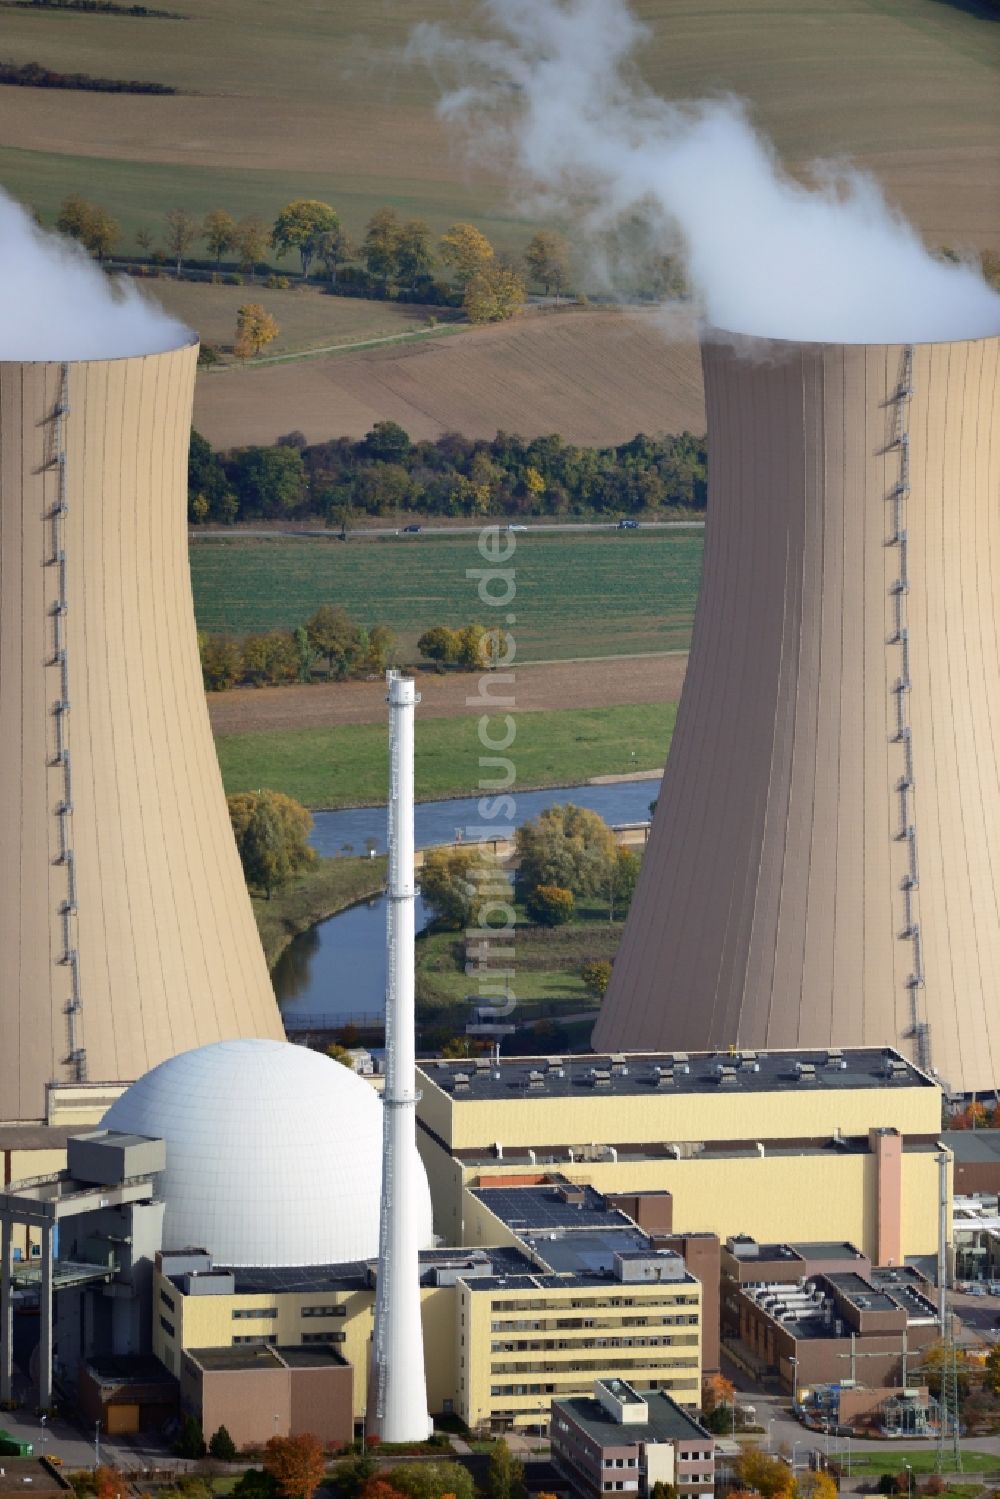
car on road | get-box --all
[617,518,640,529]
[968,1285,988,1296]
[401,524,422,533]
[506,523,527,532]
[47,1457,64,1468]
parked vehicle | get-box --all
[617,518,640,529]
[506,523,527,532]
[401,524,422,534]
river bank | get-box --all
[252,853,387,969]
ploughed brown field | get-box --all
[207,652,690,736]
[192,307,707,448]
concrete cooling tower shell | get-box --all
[593,331,1000,1095]
[0,346,283,1123]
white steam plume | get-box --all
[0,190,190,360]
[413,0,1000,345]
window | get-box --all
[301,1331,345,1345]
[233,1334,277,1346]
[159,1315,175,1337]
[301,1305,345,1318]
[160,1288,175,1312]
[233,1307,277,1319]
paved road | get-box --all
[191,520,706,541]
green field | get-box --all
[0,0,996,254]
[191,532,704,661]
[215,702,675,808]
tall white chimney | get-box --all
[371,670,431,1440]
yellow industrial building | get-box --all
[151,1182,704,1435]
[415,1048,945,1266]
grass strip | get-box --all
[843,1453,999,1477]
[216,702,675,810]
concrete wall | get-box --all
[0,350,283,1124]
[418,1073,940,1153]
[594,333,1000,1096]
[423,1142,943,1264]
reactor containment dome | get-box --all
[594,330,1000,1096]
[102,1039,434,1266]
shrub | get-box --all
[526,884,575,926]
[225,272,243,285]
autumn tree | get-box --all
[420,846,484,929]
[203,208,238,268]
[235,303,280,359]
[234,214,270,281]
[55,195,119,260]
[394,219,435,289]
[734,1448,794,1499]
[795,1474,837,1499]
[304,604,366,678]
[314,222,353,284]
[241,630,298,686]
[581,958,613,997]
[417,625,462,665]
[164,207,200,274]
[526,883,575,926]
[228,790,316,899]
[95,1469,127,1499]
[607,845,640,921]
[464,260,525,324]
[271,199,341,277]
[199,633,243,691]
[525,230,572,297]
[440,221,495,287]
[702,1372,735,1412]
[135,226,154,257]
[516,804,617,898]
[363,206,401,287]
[263,1433,326,1499]
[359,1483,405,1499]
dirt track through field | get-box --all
[193,308,706,449]
[208,652,689,736]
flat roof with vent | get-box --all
[418,1047,930,1101]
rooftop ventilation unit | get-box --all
[795,1062,817,1081]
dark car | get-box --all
[617,518,640,529]
[401,524,422,533]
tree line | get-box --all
[189,421,708,525]
[200,604,394,692]
[0,59,175,89]
[47,192,581,323]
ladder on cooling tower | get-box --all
[888,348,930,1076]
[48,366,87,1084]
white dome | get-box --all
[101,1039,433,1266]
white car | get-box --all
[506,523,527,532]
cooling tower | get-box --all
[593,331,1000,1095]
[0,345,283,1123]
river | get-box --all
[273,776,660,1023]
